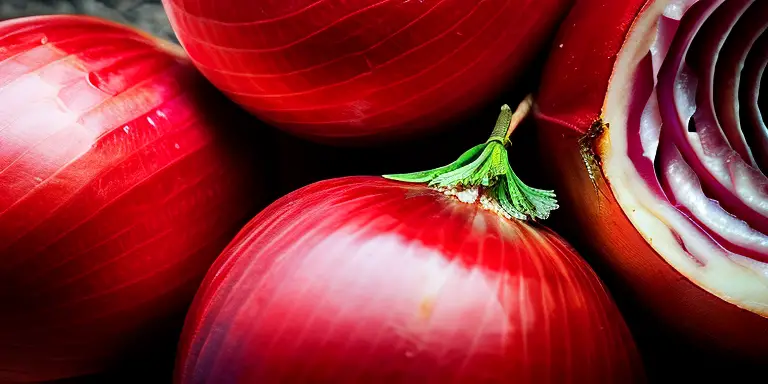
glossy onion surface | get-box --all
[0,16,264,382]
[535,0,768,365]
[176,177,643,383]
[162,0,574,142]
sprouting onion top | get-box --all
[385,96,558,221]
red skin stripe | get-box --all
[0,15,266,382]
[534,0,768,373]
[175,177,643,383]
[163,0,575,142]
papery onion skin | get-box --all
[0,16,265,382]
[535,0,768,364]
[535,0,653,133]
[175,177,643,384]
[161,0,574,142]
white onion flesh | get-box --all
[602,0,768,315]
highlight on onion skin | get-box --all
[161,0,574,142]
[175,177,643,383]
[0,16,265,382]
[535,0,768,362]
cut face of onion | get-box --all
[175,177,643,383]
[607,0,768,311]
[161,0,574,142]
[536,0,768,360]
[0,16,264,382]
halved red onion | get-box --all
[536,0,768,362]
[0,16,265,382]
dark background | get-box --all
[0,0,175,41]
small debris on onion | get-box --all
[536,0,768,365]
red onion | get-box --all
[535,0,768,363]
[161,0,574,142]
[0,16,264,382]
[175,100,643,383]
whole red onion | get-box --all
[176,177,643,383]
[0,16,264,382]
[535,0,768,366]
[161,0,574,142]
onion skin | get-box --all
[176,177,643,384]
[537,127,768,362]
[161,0,574,142]
[535,0,651,133]
[0,16,264,382]
[535,0,768,365]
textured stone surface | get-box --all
[0,0,175,42]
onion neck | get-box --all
[384,96,558,221]
[489,94,534,144]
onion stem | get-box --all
[488,94,534,144]
[384,96,558,221]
